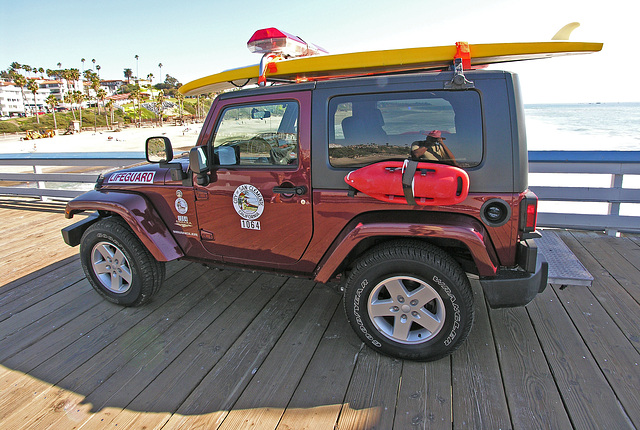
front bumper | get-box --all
[61,212,100,246]
[480,239,548,308]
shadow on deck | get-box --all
[0,199,638,429]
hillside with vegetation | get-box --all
[1,62,216,134]
[0,96,214,134]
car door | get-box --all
[193,91,313,267]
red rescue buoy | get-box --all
[344,160,469,206]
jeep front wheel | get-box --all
[343,240,474,361]
[80,217,164,306]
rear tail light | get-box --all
[519,190,539,234]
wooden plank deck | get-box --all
[0,196,639,430]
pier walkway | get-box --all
[0,197,639,429]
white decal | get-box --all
[172,230,198,237]
[175,197,188,214]
[233,184,264,221]
[353,279,382,347]
[108,171,156,184]
[433,275,461,346]
[241,219,261,230]
[176,215,192,228]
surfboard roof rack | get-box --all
[445,58,474,89]
[445,42,474,89]
[178,27,603,96]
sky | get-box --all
[1,0,638,104]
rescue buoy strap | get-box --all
[402,159,419,205]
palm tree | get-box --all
[57,62,62,69]
[46,95,59,130]
[155,90,165,127]
[124,68,133,84]
[158,63,163,82]
[81,58,85,72]
[27,80,40,123]
[136,85,143,127]
[105,99,115,129]
[83,69,95,83]
[64,93,76,120]
[61,69,73,105]
[38,67,44,78]
[134,55,139,82]
[90,77,100,113]
[12,72,28,116]
[97,88,107,116]
[104,100,113,129]
[129,86,140,127]
[68,68,80,92]
[96,64,101,77]
[74,90,85,130]
[92,78,102,131]
[176,92,185,124]
[10,62,21,72]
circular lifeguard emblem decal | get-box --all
[233,184,264,220]
[175,197,188,214]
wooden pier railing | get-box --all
[1,150,639,234]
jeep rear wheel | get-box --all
[80,217,164,306]
[343,240,474,361]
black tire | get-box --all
[79,217,165,306]
[343,240,474,361]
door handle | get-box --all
[272,185,307,195]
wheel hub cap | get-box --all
[91,241,133,294]
[367,275,446,345]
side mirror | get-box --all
[189,146,208,173]
[146,136,173,163]
[189,146,210,186]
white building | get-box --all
[0,78,77,116]
[24,79,58,112]
[100,80,125,96]
[0,82,26,116]
[39,79,69,101]
[1,76,131,117]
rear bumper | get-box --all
[480,239,548,308]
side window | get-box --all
[329,91,482,168]
[212,101,299,166]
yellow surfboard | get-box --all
[180,40,602,96]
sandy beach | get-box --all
[0,123,204,154]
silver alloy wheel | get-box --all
[367,276,445,344]
[90,241,133,294]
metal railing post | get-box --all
[33,164,48,202]
[606,173,624,236]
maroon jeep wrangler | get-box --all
[62,68,547,361]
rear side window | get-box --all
[328,91,482,168]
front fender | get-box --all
[65,190,184,262]
[313,211,499,283]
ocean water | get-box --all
[524,102,640,151]
[524,102,640,217]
